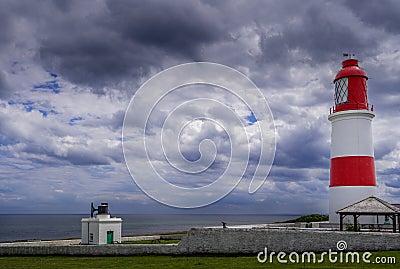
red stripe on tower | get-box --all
[330,156,376,187]
[328,56,377,223]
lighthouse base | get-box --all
[329,186,375,224]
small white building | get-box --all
[81,202,122,245]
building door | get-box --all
[107,231,114,244]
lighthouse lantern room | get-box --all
[329,56,377,223]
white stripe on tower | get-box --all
[330,110,374,158]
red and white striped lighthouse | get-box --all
[328,57,376,223]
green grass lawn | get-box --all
[0,251,398,269]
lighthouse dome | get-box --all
[334,59,367,82]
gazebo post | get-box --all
[353,214,358,232]
[393,215,397,233]
[339,214,343,231]
[398,215,400,233]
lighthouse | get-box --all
[81,202,123,244]
[328,56,376,223]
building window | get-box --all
[335,77,348,104]
[89,233,93,242]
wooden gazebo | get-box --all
[336,196,400,232]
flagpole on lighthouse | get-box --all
[328,55,377,223]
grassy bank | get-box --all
[279,214,329,223]
[0,251,398,269]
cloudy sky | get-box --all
[0,0,399,215]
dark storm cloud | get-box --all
[274,119,330,169]
[365,67,400,118]
[107,110,125,132]
[343,0,400,34]
[268,165,329,183]
[64,149,110,165]
[37,0,224,89]
[16,139,117,166]
[374,140,397,160]
[106,0,222,57]
[0,72,12,98]
[259,1,378,65]
[0,8,13,48]
[379,167,400,177]
[0,0,386,90]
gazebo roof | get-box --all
[336,196,400,215]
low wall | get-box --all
[179,228,400,254]
[0,244,179,256]
[1,228,400,255]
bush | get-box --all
[280,214,329,223]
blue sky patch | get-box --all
[246,111,257,125]
[18,100,36,112]
[49,72,58,78]
[39,109,59,117]
[8,100,35,112]
[69,116,84,125]
[22,101,34,106]
[33,80,61,94]
[7,99,59,117]
[25,106,33,112]
[101,166,115,172]
[39,110,48,117]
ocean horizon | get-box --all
[0,214,300,243]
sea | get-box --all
[0,214,299,243]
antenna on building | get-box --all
[90,202,97,218]
[343,53,355,59]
